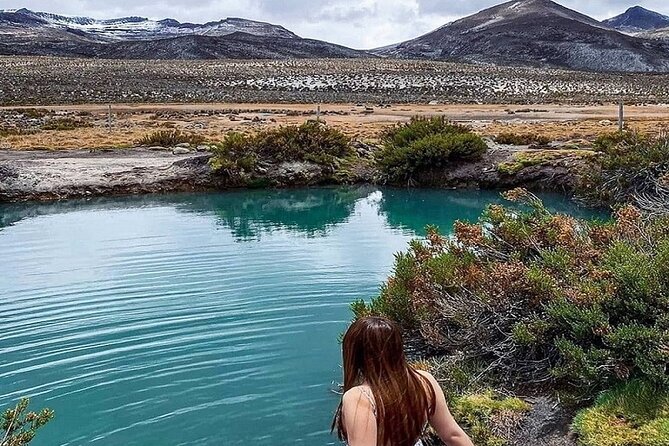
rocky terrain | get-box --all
[0,8,370,59]
[2,57,669,106]
[377,0,669,72]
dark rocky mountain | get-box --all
[603,6,669,33]
[375,0,669,72]
[0,8,369,59]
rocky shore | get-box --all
[0,145,586,203]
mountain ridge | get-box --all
[603,6,669,33]
[0,8,370,59]
[374,0,669,72]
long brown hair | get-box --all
[332,316,436,446]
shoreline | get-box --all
[0,145,585,203]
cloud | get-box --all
[5,0,669,48]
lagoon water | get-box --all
[0,188,602,446]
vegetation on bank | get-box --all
[1,398,53,446]
[497,149,595,176]
[353,188,669,445]
[494,132,551,146]
[210,121,352,174]
[376,117,488,183]
[579,131,669,215]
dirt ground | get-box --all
[2,103,669,150]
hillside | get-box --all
[375,0,669,72]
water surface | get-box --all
[0,188,603,446]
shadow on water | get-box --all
[175,187,375,241]
[377,188,610,236]
[0,187,374,239]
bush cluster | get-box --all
[579,131,669,214]
[210,121,352,173]
[137,130,205,147]
[354,189,669,395]
[376,116,487,183]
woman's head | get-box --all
[333,316,435,446]
[341,316,407,386]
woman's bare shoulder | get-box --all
[415,369,437,384]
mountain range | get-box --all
[0,8,369,59]
[3,1,669,72]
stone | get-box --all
[176,143,191,148]
[172,148,191,155]
[148,146,168,151]
[196,145,210,152]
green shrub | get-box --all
[210,122,352,173]
[572,380,669,446]
[380,116,471,148]
[579,131,669,210]
[495,132,551,146]
[1,398,53,446]
[376,117,487,183]
[137,130,205,147]
[355,189,669,395]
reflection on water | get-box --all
[0,188,605,446]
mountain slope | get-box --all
[603,6,669,33]
[376,0,669,72]
[0,8,369,59]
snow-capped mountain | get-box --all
[0,8,372,59]
[374,0,669,72]
[0,8,299,40]
[603,6,669,34]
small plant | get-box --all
[452,391,531,446]
[137,130,205,147]
[1,398,53,446]
[376,116,487,183]
[41,117,90,131]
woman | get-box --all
[332,316,474,446]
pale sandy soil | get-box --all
[2,103,669,150]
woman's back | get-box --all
[332,317,474,446]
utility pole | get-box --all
[618,100,624,132]
[316,104,321,123]
[108,104,112,133]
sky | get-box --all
[3,0,669,49]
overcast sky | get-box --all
[3,0,669,48]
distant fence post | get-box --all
[316,104,321,122]
[618,100,624,132]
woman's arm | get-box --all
[419,371,475,446]
[341,387,377,446]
